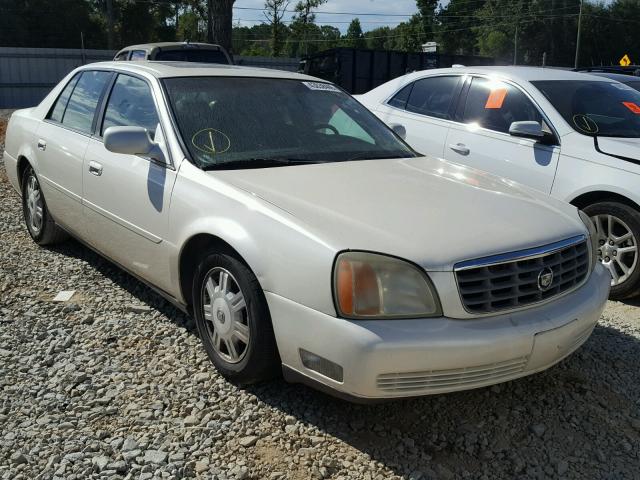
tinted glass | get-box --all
[62,71,111,134]
[130,50,147,61]
[155,49,229,64]
[49,74,80,123]
[387,84,413,109]
[406,76,459,119]
[532,80,640,138]
[164,77,415,169]
[463,78,542,133]
[102,74,159,135]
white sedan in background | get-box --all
[4,62,609,401]
[358,67,640,299]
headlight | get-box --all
[333,251,441,319]
[579,210,598,271]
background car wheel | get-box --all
[583,201,640,300]
[21,165,67,245]
[192,252,280,384]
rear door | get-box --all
[444,76,560,194]
[82,73,177,292]
[373,75,463,158]
[36,70,112,233]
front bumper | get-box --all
[267,264,610,401]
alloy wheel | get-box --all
[201,267,250,364]
[591,214,638,287]
[25,174,44,235]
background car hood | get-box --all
[597,136,640,159]
[213,157,585,271]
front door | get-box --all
[445,76,560,194]
[82,73,177,292]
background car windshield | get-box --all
[532,80,640,138]
[163,77,415,168]
[155,49,229,64]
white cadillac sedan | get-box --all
[357,67,640,300]
[4,62,610,401]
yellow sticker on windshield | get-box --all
[191,128,231,155]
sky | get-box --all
[233,0,422,33]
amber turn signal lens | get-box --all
[336,257,381,316]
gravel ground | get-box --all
[1,110,640,479]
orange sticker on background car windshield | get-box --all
[622,101,640,114]
[485,88,508,109]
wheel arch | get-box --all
[16,155,33,188]
[570,190,640,212]
[178,233,253,313]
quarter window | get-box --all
[102,74,159,135]
[48,74,80,123]
[406,76,459,119]
[130,50,147,61]
[387,84,413,109]
[463,77,542,134]
[114,51,129,61]
[60,71,111,134]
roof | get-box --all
[404,66,614,83]
[116,42,223,51]
[83,61,320,81]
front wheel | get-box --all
[583,201,640,300]
[192,253,280,384]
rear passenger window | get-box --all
[387,84,413,109]
[114,51,129,61]
[102,74,159,135]
[463,77,543,134]
[48,74,80,123]
[62,71,111,134]
[406,76,459,119]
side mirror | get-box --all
[104,126,166,163]
[390,123,407,140]
[509,121,545,141]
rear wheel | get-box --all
[21,166,67,245]
[583,201,640,300]
[192,253,280,384]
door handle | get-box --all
[37,139,46,151]
[449,143,470,156]
[88,161,103,176]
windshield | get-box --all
[532,80,640,138]
[163,77,415,169]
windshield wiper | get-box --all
[202,158,321,171]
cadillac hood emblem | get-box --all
[537,267,554,292]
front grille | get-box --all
[377,356,529,393]
[455,236,590,314]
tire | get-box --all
[21,165,67,245]
[583,201,640,300]
[192,252,280,384]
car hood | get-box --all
[597,136,640,159]
[213,156,585,271]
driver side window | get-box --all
[101,74,160,137]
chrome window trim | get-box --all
[453,234,591,316]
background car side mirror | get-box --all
[390,123,407,140]
[508,121,545,141]
[104,126,166,164]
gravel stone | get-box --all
[1,117,640,478]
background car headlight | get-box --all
[333,251,441,319]
[579,210,599,271]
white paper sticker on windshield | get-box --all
[303,81,341,93]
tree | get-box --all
[264,0,290,56]
[289,0,327,56]
[208,0,235,53]
[343,18,366,48]
[416,0,438,44]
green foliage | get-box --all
[343,19,366,48]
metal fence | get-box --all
[0,47,300,108]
